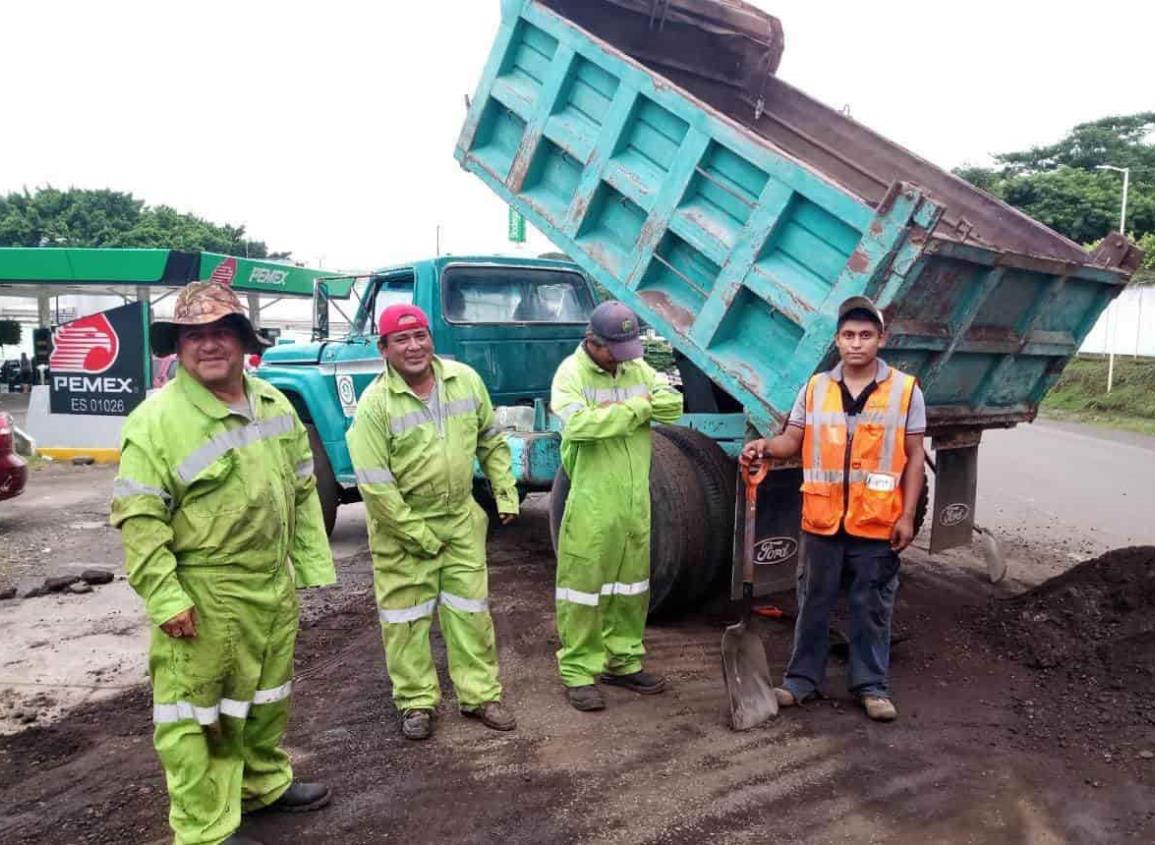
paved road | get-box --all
[973,418,1155,565]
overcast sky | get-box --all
[2,0,1152,274]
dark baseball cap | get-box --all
[589,300,643,361]
[837,295,885,330]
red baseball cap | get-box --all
[378,304,430,338]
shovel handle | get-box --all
[740,461,769,587]
[741,460,769,495]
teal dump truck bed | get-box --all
[456,0,1142,437]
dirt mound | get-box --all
[987,546,1155,690]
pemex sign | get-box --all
[49,302,147,416]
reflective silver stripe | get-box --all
[296,458,314,478]
[378,599,438,624]
[176,414,294,483]
[112,477,171,506]
[803,468,843,484]
[153,701,221,725]
[445,397,479,417]
[601,579,649,597]
[879,375,910,472]
[802,469,868,485]
[556,586,600,607]
[219,698,251,719]
[581,384,648,405]
[557,403,585,421]
[252,681,293,705]
[390,410,431,436]
[439,591,488,613]
[153,685,290,724]
[809,376,831,470]
[480,426,502,440]
[355,467,396,485]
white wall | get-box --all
[1080,286,1155,358]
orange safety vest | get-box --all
[800,366,916,540]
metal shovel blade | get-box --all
[722,615,778,730]
[977,526,1007,584]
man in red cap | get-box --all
[346,304,520,740]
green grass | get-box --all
[1040,356,1155,435]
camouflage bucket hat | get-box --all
[149,281,272,357]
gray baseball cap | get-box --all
[589,300,643,361]
[837,295,885,330]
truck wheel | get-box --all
[305,424,339,537]
[547,432,709,617]
[654,425,735,593]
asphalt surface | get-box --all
[975,419,1155,566]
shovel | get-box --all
[923,455,1007,584]
[722,460,778,731]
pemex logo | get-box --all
[208,257,237,286]
[50,313,120,374]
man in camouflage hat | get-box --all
[111,280,336,845]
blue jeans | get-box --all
[782,531,900,701]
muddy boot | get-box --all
[774,687,798,708]
[600,670,667,695]
[461,700,517,731]
[861,696,897,722]
[566,685,606,711]
[261,781,331,813]
[402,708,435,740]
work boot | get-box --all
[401,708,435,740]
[862,695,897,722]
[462,700,517,731]
[566,684,606,711]
[600,670,667,695]
[774,687,798,707]
[262,780,331,813]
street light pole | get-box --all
[1096,164,1131,393]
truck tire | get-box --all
[547,431,709,617]
[654,424,735,594]
[305,423,339,537]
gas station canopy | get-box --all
[0,247,346,300]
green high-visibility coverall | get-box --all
[346,357,517,712]
[110,368,335,845]
[550,344,683,686]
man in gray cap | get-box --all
[549,301,684,712]
[740,295,926,723]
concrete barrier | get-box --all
[23,386,124,463]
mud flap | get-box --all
[730,466,803,599]
[929,443,979,554]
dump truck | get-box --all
[453,0,1143,610]
[257,254,600,532]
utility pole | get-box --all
[1096,165,1130,392]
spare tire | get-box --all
[547,432,709,616]
[654,425,735,595]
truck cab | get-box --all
[257,255,597,533]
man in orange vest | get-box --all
[740,296,925,722]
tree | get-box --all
[0,188,276,258]
[954,112,1155,246]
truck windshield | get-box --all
[442,266,594,324]
[362,276,415,335]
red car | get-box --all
[0,411,27,501]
